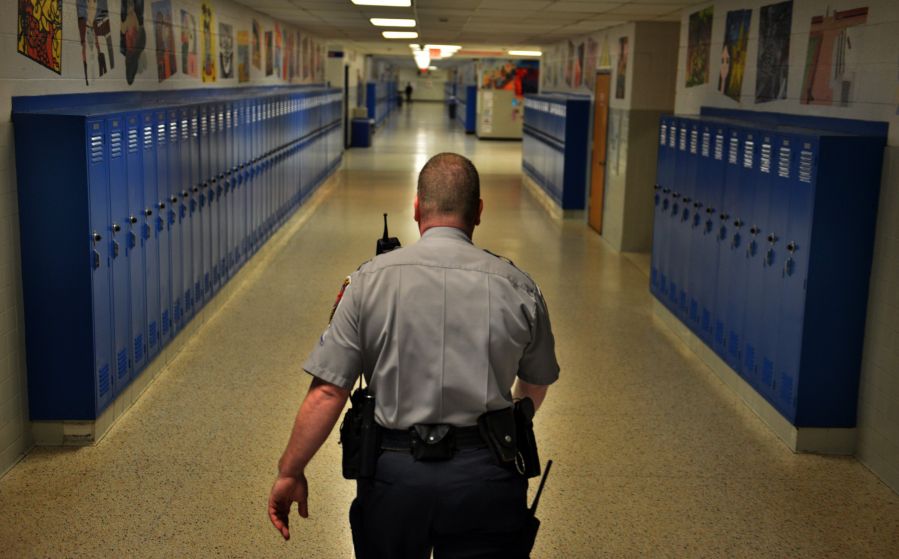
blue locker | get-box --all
[178,106,194,323]
[712,126,743,362]
[124,113,147,373]
[106,114,132,390]
[154,109,172,344]
[166,108,183,333]
[210,102,222,292]
[649,117,668,296]
[198,103,212,297]
[141,111,161,358]
[656,117,679,312]
[188,104,204,310]
[695,123,726,345]
[685,119,711,335]
[222,101,234,280]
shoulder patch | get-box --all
[328,276,351,323]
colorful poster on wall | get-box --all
[121,0,147,85]
[756,1,793,103]
[573,41,585,89]
[686,7,713,87]
[19,0,63,74]
[479,60,539,95]
[800,7,868,106]
[76,0,114,84]
[302,35,310,80]
[200,1,215,82]
[286,31,296,80]
[180,9,198,78]
[237,30,249,83]
[584,37,598,91]
[265,31,273,76]
[615,37,628,99]
[152,0,176,82]
[315,42,323,81]
[218,23,233,79]
[718,9,751,101]
[274,23,282,79]
[251,19,261,70]
[564,40,574,87]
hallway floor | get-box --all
[1,102,897,557]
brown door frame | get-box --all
[588,70,612,234]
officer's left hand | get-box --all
[268,473,309,541]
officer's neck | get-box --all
[418,220,475,240]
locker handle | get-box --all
[193,187,200,193]
[783,256,794,277]
[182,191,189,198]
[787,241,797,253]
[128,231,137,249]
[733,219,743,228]
[158,202,166,209]
[92,250,100,269]
[767,233,778,244]
[92,232,102,243]
[170,196,178,203]
[144,208,153,217]
[719,213,729,220]
[749,226,760,236]
[693,202,702,209]
[112,240,120,258]
[672,192,680,199]
[705,208,715,214]
[129,216,138,224]
[682,197,691,203]
[662,188,670,194]
[112,223,121,233]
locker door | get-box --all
[106,114,131,391]
[712,127,743,361]
[649,117,668,296]
[741,129,774,388]
[223,102,234,279]
[189,105,203,310]
[154,110,172,344]
[682,119,701,328]
[697,125,726,345]
[209,103,221,292]
[178,107,193,323]
[124,113,147,373]
[686,122,711,336]
[141,112,161,358]
[666,118,689,313]
[774,134,817,422]
[86,118,114,412]
[199,104,212,297]
[167,108,183,333]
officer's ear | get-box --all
[475,198,483,226]
[413,196,421,223]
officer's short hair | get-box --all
[417,153,480,228]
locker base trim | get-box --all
[521,174,585,222]
[652,299,857,456]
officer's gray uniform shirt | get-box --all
[304,226,559,429]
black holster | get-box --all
[339,387,380,479]
[477,397,542,478]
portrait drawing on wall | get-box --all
[152,0,176,82]
[718,9,751,101]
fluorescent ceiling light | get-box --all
[370,18,416,27]
[509,50,542,56]
[352,0,411,6]
[383,31,418,39]
[409,44,420,50]
[413,51,431,70]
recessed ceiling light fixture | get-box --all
[383,31,418,39]
[370,18,416,27]
[351,0,411,6]
[508,50,542,56]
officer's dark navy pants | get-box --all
[350,447,530,559]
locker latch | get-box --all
[764,234,778,267]
[783,242,797,277]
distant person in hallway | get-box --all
[405,81,413,103]
[268,153,560,558]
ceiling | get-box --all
[232,0,691,61]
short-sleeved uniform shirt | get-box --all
[304,226,559,429]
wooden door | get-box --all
[588,72,611,233]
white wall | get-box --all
[673,0,899,492]
[0,0,328,477]
[398,67,448,102]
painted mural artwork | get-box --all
[252,19,261,70]
[274,24,282,79]
[315,42,323,81]
[564,40,574,87]
[286,31,295,80]
[18,0,62,74]
[480,60,539,95]
[152,0,176,82]
[219,23,233,79]
[573,41,585,89]
[686,7,713,87]
[615,37,628,99]
[800,7,868,106]
[718,9,751,101]
[599,36,611,69]
[76,0,115,85]
[200,1,215,82]
[756,1,793,103]
[584,37,598,91]
[180,9,197,78]
[265,31,273,76]
[237,30,249,83]
[120,0,147,85]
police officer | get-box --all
[268,152,559,558]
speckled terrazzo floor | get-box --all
[1,103,898,558]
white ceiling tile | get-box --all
[606,3,682,16]
[479,0,553,9]
[543,2,623,12]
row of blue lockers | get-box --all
[651,109,885,427]
[521,94,590,210]
[454,85,477,134]
[366,81,398,127]
[13,86,344,420]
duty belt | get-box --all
[380,425,487,452]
